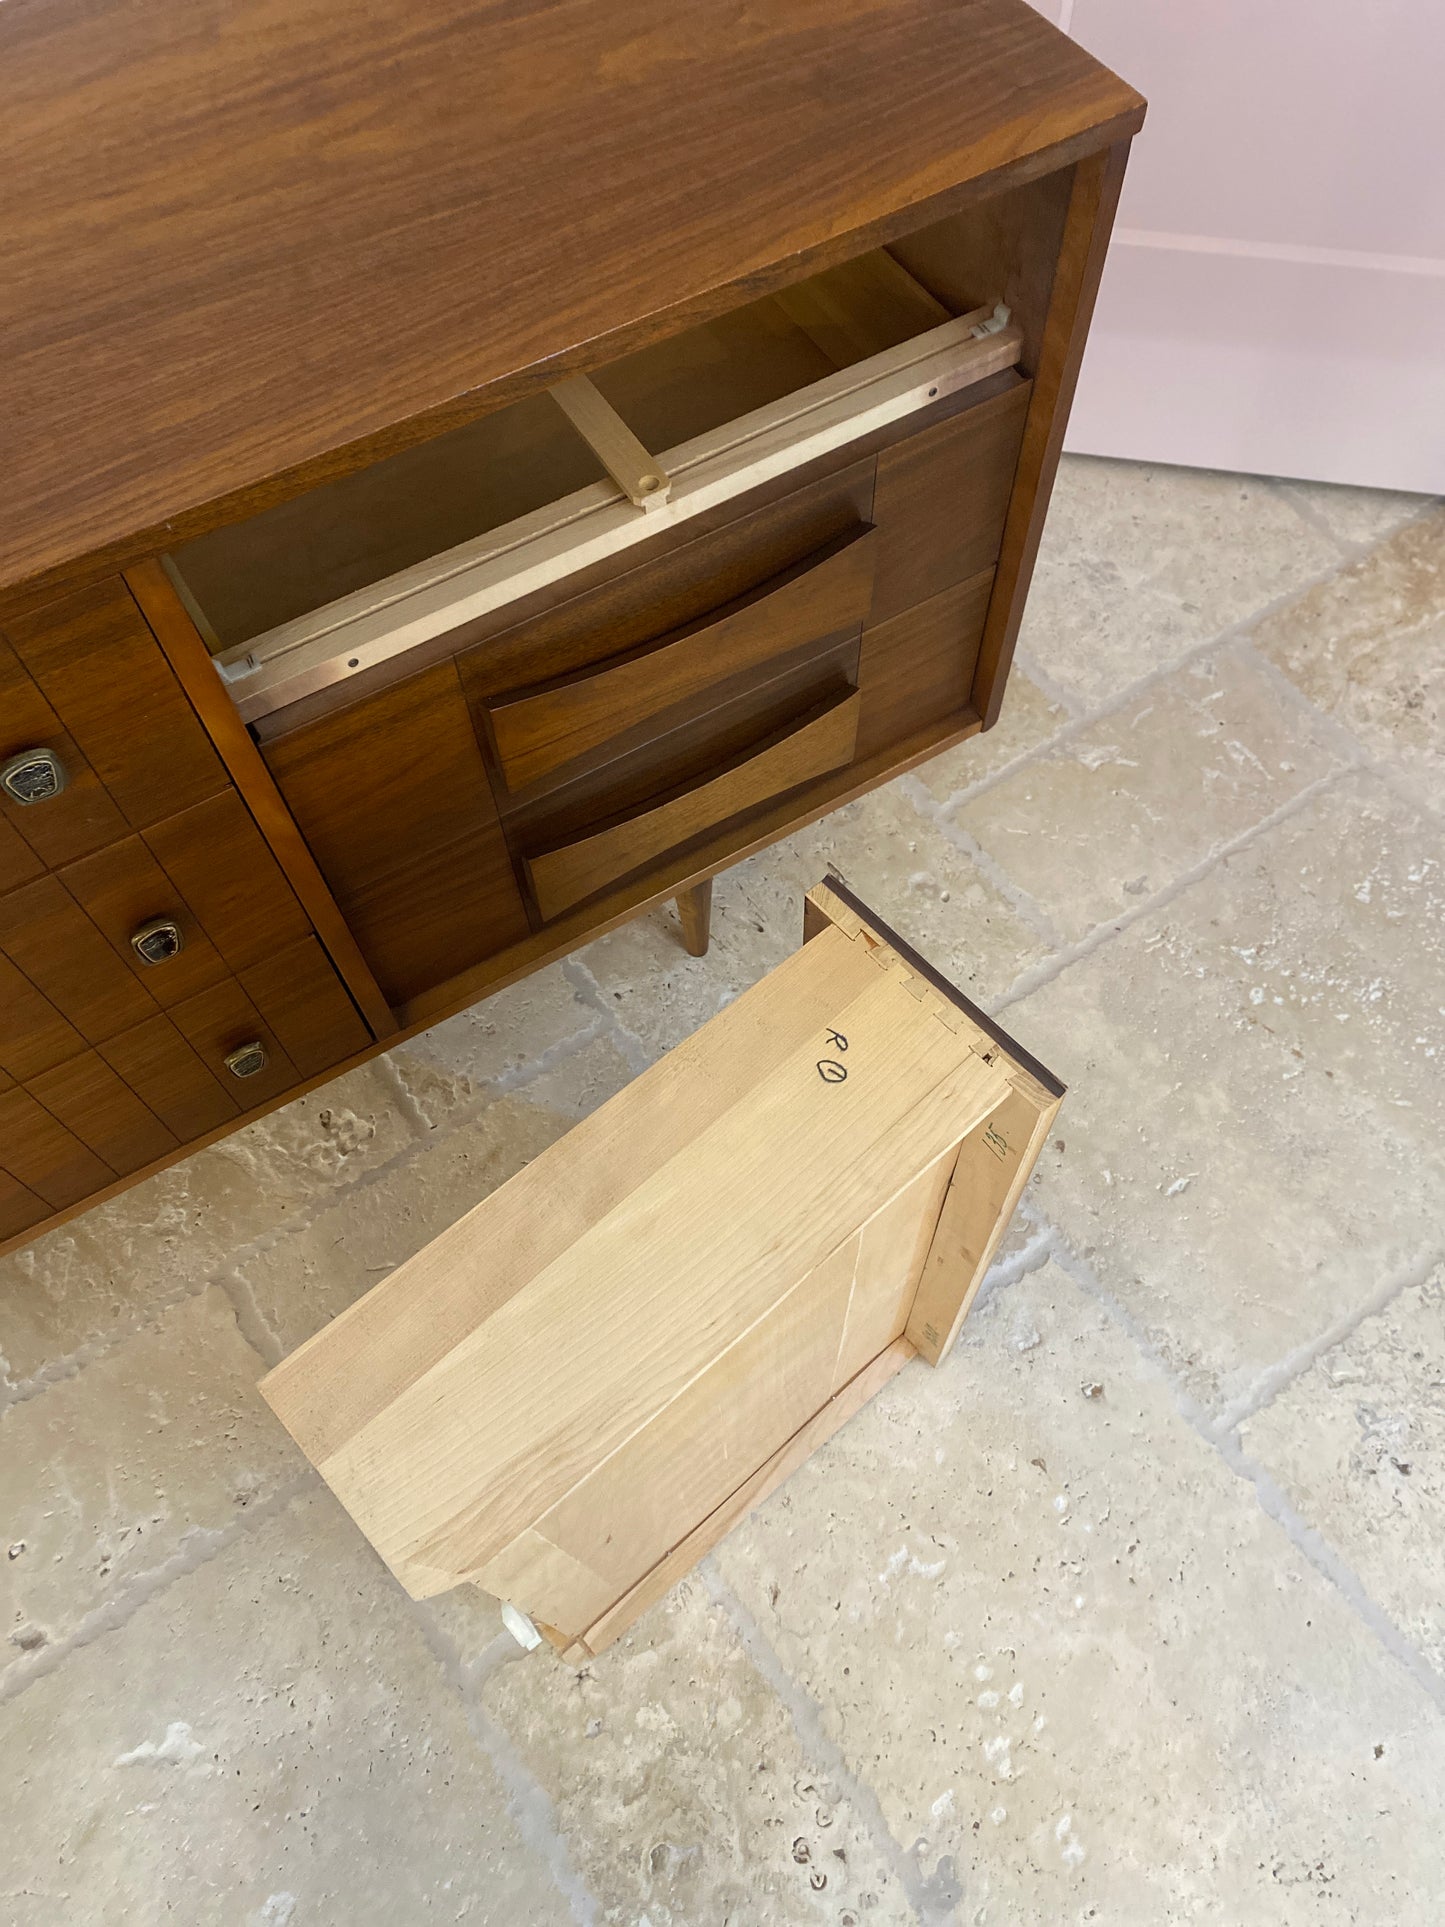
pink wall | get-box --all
[1030,1,1445,490]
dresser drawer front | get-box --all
[0,1085,114,1210]
[0,875,156,1046]
[0,635,128,873]
[26,1050,178,1176]
[263,659,532,1008]
[3,580,228,832]
[484,526,876,796]
[525,689,861,921]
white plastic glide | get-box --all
[500,1602,543,1652]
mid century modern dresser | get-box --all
[0,0,1143,1255]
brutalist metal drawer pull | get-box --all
[1,747,68,805]
[130,917,185,966]
[223,1040,268,1079]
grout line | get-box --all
[560,951,668,1078]
[0,1473,315,1707]
[414,1604,601,1927]
[988,768,1348,1016]
[1038,1226,1445,1716]
[369,1050,433,1138]
[929,486,1440,824]
[1010,642,1087,720]
[1267,476,1355,556]
[1214,1244,1445,1435]
[893,779,1069,953]
[217,1265,285,1369]
[1271,478,1441,564]
[1238,638,1445,835]
[702,1562,953,1926]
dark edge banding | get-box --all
[817,870,1066,1099]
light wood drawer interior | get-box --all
[165,248,1022,725]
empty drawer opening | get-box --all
[165,245,1018,724]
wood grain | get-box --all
[970,142,1130,727]
[907,1082,1060,1365]
[0,1168,49,1244]
[0,953,85,1083]
[262,920,1013,1600]
[238,937,371,1079]
[675,880,712,958]
[774,249,951,366]
[98,1014,240,1142]
[565,1337,915,1658]
[0,876,158,1045]
[525,690,862,921]
[855,570,994,761]
[27,1050,177,1176]
[58,835,233,1009]
[549,376,670,509]
[0,1086,115,1209]
[486,526,876,793]
[0,635,126,870]
[868,380,1029,622]
[263,659,533,1006]
[168,979,300,1107]
[1,0,1142,597]
[3,581,227,827]
[127,556,398,1036]
[143,792,312,974]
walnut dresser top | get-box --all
[2,0,1141,604]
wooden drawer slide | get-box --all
[181,250,1020,723]
[260,879,1063,1660]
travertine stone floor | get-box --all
[4,460,1443,1925]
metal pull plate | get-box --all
[223,1040,268,1079]
[2,748,67,805]
[130,918,185,966]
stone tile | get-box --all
[1017,455,1339,712]
[520,1033,634,1119]
[2,1288,300,1686]
[241,1084,579,1354]
[729,779,1053,1013]
[1243,1263,1445,1686]
[716,1261,1445,1923]
[385,960,599,1125]
[0,1492,574,1927]
[572,868,794,1062]
[1173,775,1445,1146]
[1254,508,1445,809]
[911,671,1070,805]
[1005,879,1445,1418]
[954,644,1348,943]
[0,1064,415,1388]
[482,1578,911,1926]
[1277,477,1431,550]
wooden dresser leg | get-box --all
[675,879,713,957]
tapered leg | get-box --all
[675,879,712,957]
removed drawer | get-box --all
[482,525,876,796]
[167,248,1022,724]
[523,689,861,921]
[260,879,1063,1659]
